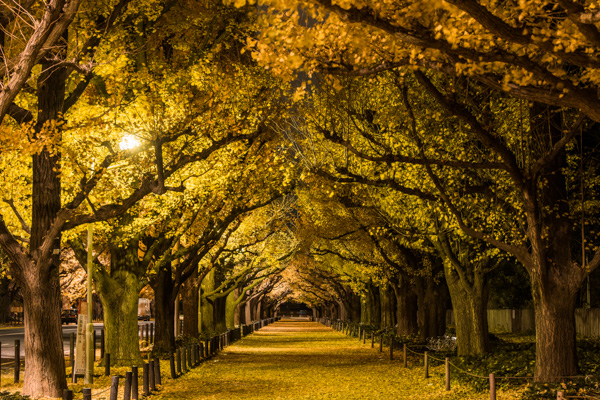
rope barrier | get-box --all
[446,360,489,380]
[90,386,112,397]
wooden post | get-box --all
[489,373,496,400]
[100,329,105,359]
[389,336,393,360]
[105,353,111,376]
[358,326,361,340]
[63,389,73,400]
[371,332,374,348]
[132,365,139,400]
[14,339,19,383]
[424,352,429,379]
[143,363,150,395]
[131,365,138,400]
[556,391,565,400]
[124,371,133,400]
[176,348,182,374]
[109,375,119,400]
[170,353,177,379]
[445,358,450,391]
[149,359,156,391]
[191,345,196,366]
[363,330,366,344]
[70,333,75,368]
[181,346,187,372]
[154,358,161,385]
[199,343,204,359]
[403,344,407,368]
[379,335,383,353]
[83,388,92,400]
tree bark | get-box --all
[20,55,68,397]
[445,268,488,354]
[153,265,176,353]
[21,264,66,397]
[182,269,199,337]
[96,270,144,366]
[391,277,418,335]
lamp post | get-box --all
[85,221,94,384]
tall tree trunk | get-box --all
[96,270,143,366]
[445,265,488,355]
[526,103,583,381]
[21,263,66,397]
[182,269,199,337]
[531,274,579,381]
[200,269,214,332]
[379,285,394,329]
[226,290,237,329]
[153,265,176,353]
[213,296,227,332]
[391,277,418,335]
[21,55,68,397]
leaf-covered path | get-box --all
[156,320,520,400]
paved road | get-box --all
[0,321,154,359]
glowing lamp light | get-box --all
[119,135,139,150]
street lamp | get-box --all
[85,221,94,384]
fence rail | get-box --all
[1,317,281,399]
[317,317,600,400]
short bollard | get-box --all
[149,359,156,391]
[181,346,187,372]
[132,366,139,400]
[105,353,111,376]
[63,389,73,400]
[93,330,97,361]
[14,339,20,383]
[489,373,496,400]
[154,358,162,385]
[403,344,407,368]
[124,371,133,400]
[70,333,75,367]
[83,388,92,400]
[176,348,182,374]
[109,375,119,400]
[424,351,429,379]
[170,353,177,379]
[143,363,150,395]
[100,329,105,359]
[445,357,450,391]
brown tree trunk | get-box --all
[182,269,199,337]
[444,266,488,355]
[153,265,176,353]
[391,277,418,335]
[21,55,68,397]
[96,270,144,366]
[532,274,579,381]
[21,266,66,397]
